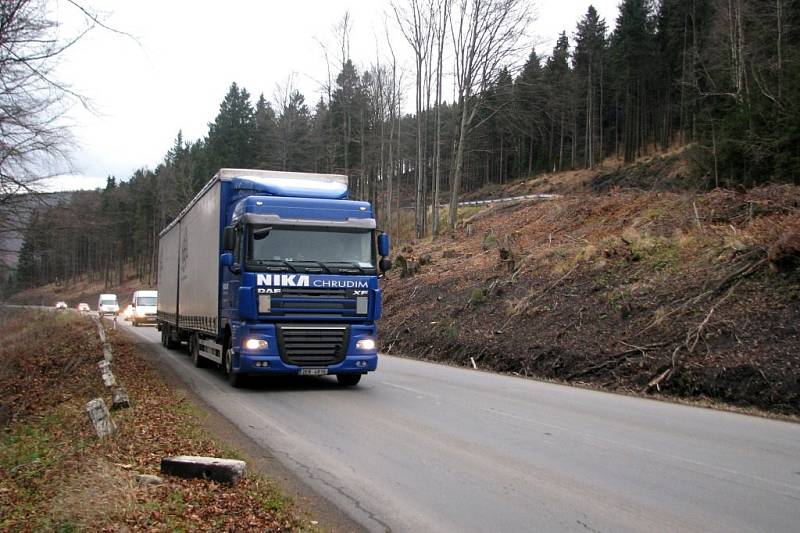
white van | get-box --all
[97,293,119,316]
[131,290,158,326]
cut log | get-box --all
[85,398,115,438]
[160,455,246,484]
[111,387,131,410]
[102,343,113,362]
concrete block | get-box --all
[97,360,116,387]
[111,387,131,410]
[160,455,246,484]
[85,398,115,438]
[135,474,163,485]
[102,343,113,362]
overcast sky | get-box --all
[47,0,619,192]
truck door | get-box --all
[222,225,243,318]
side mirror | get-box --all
[379,257,393,273]
[220,252,234,267]
[223,226,236,252]
[131,302,136,308]
[377,232,390,257]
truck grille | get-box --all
[277,325,349,366]
[270,288,359,318]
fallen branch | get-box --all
[638,256,765,336]
[500,262,580,332]
[644,281,741,392]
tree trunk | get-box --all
[449,100,470,228]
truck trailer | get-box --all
[156,168,391,387]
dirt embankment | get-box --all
[383,185,800,415]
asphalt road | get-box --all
[120,321,800,533]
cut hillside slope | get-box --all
[383,185,800,415]
[461,145,703,200]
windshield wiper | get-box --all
[254,259,297,272]
[324,261,371,274]
[291,260,332,274]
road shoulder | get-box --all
[118,324,365,533]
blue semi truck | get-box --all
[156,168,391,387]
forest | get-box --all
[7,0,800,293]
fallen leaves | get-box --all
[0,309,302,531]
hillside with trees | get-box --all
[5,0,800,294]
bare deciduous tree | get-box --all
[0,0,110,279]
[447,0,530,228]
[392,0,434,239]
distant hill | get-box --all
[0,191,72,273]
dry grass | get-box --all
[49,460,140,528]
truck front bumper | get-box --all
[230,323,379,375]
[236,353,378,375]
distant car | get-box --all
[122,304,134,321]
[55,301,67,310]
[78,303,90,313]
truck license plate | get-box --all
[298,368,328,376]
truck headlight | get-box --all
[356,338,376,351]
[244,338,268,350]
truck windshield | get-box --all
[247,226,375,271]
[136,297,157,306]
[100,299,116,306]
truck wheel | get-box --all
[190,333,208,368]
[336,374,362,387]
[133,319,139,327]
[160,328,167,347]
[223,345,244,388]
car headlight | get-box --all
[355,338,376,351]
[244,338,268,350]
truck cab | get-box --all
[219,194,389,386]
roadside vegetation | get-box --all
[0,309,306,531]
[383,174,800,416]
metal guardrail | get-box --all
[455,193,560,206]
[399,193,561,210]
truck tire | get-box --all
[336,374,362,387]
[160,328,167,347]
[223,345,244,388]
[190,333,208,368]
